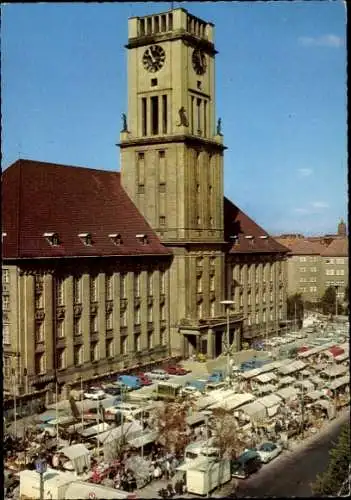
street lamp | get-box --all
[335,286,338,318]
[220,300,235,384]
[202,410,212,498]
[35,457,47,500]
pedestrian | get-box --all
[165,459,171,480]
[154,464,161,480]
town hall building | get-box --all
[2,8,288,399]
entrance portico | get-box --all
[179,314,243,359]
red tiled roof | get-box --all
[2,159,172,259]
[224,197,289,254]
[274,237,325,255]
[320,237,348,257]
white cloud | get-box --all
[297,168,313,177]
[292,208,310,214]
[310,201,329,209]
[298,34,343,48]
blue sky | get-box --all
[1,1,347,236]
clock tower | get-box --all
[120,8,231,356]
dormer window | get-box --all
[109,233,123,245]
[259,235,268,239]
[229,235,239,243]
[245,235,254,245]
[78,233,92,246]
[136,233,148,245]
[43,232,60,246]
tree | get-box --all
[312,423,350,496]
[286,293,304,328]
[210,408,245,460]
[320,286,337,316]
[153,398,194,456]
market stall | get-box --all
[60,444,91,475]
[237,401,267,423]
[276,387,299,402]
[256,394,282,417]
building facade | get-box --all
[2,7,288,398]
[276,222,348,306]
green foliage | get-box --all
[287,293,304,327]
[312,424,351,496]
[320,286,337,315]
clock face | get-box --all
[143,45,166,73]
[192,48,207,75]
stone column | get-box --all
[81,273,90,363]
[207,328,214,358]
[24,273,35,382]
[65,276,74,368]
[44,273,54,373]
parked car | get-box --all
[231,450,261,479]
[136,373,153,386]
[105,403,140,420]
[146,369,170,380]
[103,385,122,397]
[117,375,141,391]
[252,442,282,464]
[84,407,103,421]
[164,365,187,376]
[83,389,106,400]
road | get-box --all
[234,411,349,498]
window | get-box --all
[74,317,82,336]
[197,275,202,293]
[159,216,166,226]
[262,310,266,322]
[142,97,147,136]
[204,100,207,136]
[135,306,141,325]
[336,258,344,265]
[121,336,128,355]
[147,272,153,295]
[148,305,153,322]
[90,315,98,333]
[263,292,266,303]
[57,349,66,370]
[120,273,127,298]
[240,266,244,283]
[310,286,317,292]
[73,276,81,303]
[197,216,201,225]
[135,334,141,352]
[106,339,113,358]
[255,312,259,324]
[255,265,260,282]
[196,98,202,134]
[3,269,9,283]
[74,345,83,366]
[270,264,274,281]
[90,276,98,302]
[160,328,167,346]
[309,277,317,282]
[106,274,113,300]
[210,300,215,317]
[196,257,203,268]
[210,275,215,292]
[162,95,167,133]
[300,278,307,283]
[269,310,273,321]
[300,257,306,262]
[3,324,10,344]
[35,322,44,343]
[160,304,166,320]
[279,308,283,320]
[147,17,152,34]
[4,356,11,378]
[121,308,128,327]
[247,315,251,326]
[197,301,203,319]
[247,293,251,305]
[134,273,141,297]
[310,267,317,273]
[151,96,159,135]
[139,18,145,36]
[270,292,273,302]
[56,320,64,338]
[209,217,213,227]
[240,294,243,307]
[336,269,344,276]
[56,277,64,305]
[160,270,166,294]
[168,13,173,30]
[300,287,306,292]
[148,331,154,350]
[326,269,335,276]
[90,342,99,362]
[326,258,335,264]
[300,267,306,273]
[3,295,10,310]
[106,311,113,330]
[161,14,166,32]
[35,353,46,374]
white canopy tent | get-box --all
[321,365,348,379]
[329,375,350,390]
[209,393,255,411]
[60,444,91,474]
[254,372,278,384]
[278,360,306,376]
[238,401,267,422]
[276,387,299,402]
